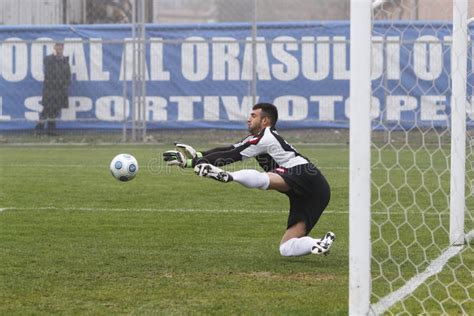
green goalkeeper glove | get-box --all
[174,143,203,159]
[163,150,193,168]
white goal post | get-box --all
[449,0,468,246]
[349,0,472,314]
[349,0,372,315]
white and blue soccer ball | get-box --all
[110,154,139,182]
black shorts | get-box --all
[275,163,331,235]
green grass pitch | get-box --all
[0,143,471,314]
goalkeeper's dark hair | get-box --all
[253,103,278,127]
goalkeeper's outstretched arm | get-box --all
[164,143,245,168]
[175,143,236,159]
[201,145,235,156]
[194,146,244,167]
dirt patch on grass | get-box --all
[232,271,337,282]
[156,271,337,282]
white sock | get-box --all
[279,237,321,257]
[230,169,270,190]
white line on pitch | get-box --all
[0,206,452,216]
[1,206,287,214]
[370,243,468,315]
[0,207,16,212]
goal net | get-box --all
[350,1,473,314]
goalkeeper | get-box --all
[163,103,335,257]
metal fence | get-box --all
[0,0,352,142]
[0,0,467,144]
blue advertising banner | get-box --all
[0,21,472,130]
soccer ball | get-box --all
[110,154,139,182]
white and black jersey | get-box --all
[194,127,310,172]
[195,127,331,235]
